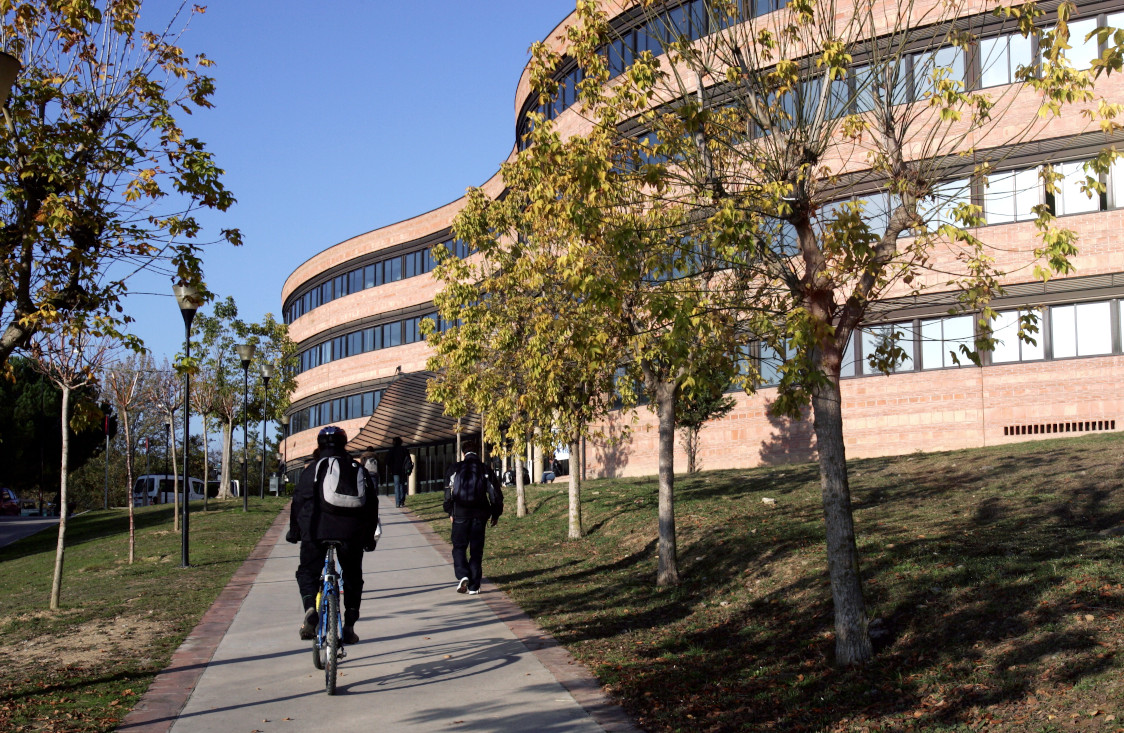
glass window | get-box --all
[1054,160,1100,216]
[980,33,1034,88]
[349,269,362,294]
[383,322,401,348]
[1051,302,1112,357]
[839,331,857,378]
[364,264,376,289]
[921,315,974,369]
[347,394,362,420]
[347,331,362,356]
[1063,18,1099,71]
[984,168,1040,224]
[386,257,402,282]
[362,392,374,416]
[917,179,970,231]
[363,327,376,353]
[990,309,1044,363]
[861,322,915,373]
[913,46,965,99]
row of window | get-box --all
[748,298,1124,385]
[297,313,453,375]
[522,4,1121,144]
[284,238,472,324]
[287,389,384,436]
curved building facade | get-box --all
[281,1,1124,483]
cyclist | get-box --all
[286,425,379,645]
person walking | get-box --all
[443,438,503,595]
[359,447,380,491]
[387,437,411,508]
[286,426,379,645]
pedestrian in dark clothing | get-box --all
[286,426,378,645]
[443,438,503,595]
[387,437,410,508]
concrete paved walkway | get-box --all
[120,496,639,733]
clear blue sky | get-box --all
[124,0,575,362]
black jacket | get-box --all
[289,445,379,546]
[443,453,503,520]
[387,445,410,478]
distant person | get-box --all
[443,438,503,595]
[359,447,380,490]
[387,437,411,508]
[286,426,378,645]
[551,457,563,477]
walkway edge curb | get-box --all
[404,509,644,733]
[119,504,291,732]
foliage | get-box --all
[0,0,240,367]
[676,376,736,474]
[412,431,1124,732]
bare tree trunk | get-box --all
[201,413,210,511]
[680,426,700,474]
[655,380,679,586]
[170,422,179,531]
[811,374,873,666]
[49,386,70,610]
[567,438,582,539]
[218,419,233,499]
[514,455,527,518]
[123,410,135,564]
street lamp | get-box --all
[235,343,256,512]
[259,363,273,499]
[0,50,20,114]
[174,283,201,568]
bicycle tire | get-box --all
[324,589,339,695]
[312,637,324,670]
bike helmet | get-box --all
[317,425,347,449]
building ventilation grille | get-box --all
[1003,420,1116,436]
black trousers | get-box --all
[450,516,488,591]
[296,540,364,612]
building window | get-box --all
[861,322,915,373]
[912,46,965,100]
[983,167,1041,224]
[1061,17,1099,71]
[979,32,1034,88]
[1051,301,1112,358]
[990,309,1045,363]
[1052,160,1102,216]
[921,315,974,369]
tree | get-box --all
[677,370,737,474]
[145,360,181,527]
[508,0,1119,663]
[27,322,113,609]
[0,0,239,368]
[105,352,152,563]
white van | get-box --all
[132,475,205,506]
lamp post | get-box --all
[174,283,201,568]
[259,363,273,498]
[235,343,256,512]
[280,413,290,491]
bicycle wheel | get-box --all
[324,589,339,695]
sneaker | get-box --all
[299,608,317,640]
[456,577,469,594]
[342,625,359,645]
[467,589,480,595]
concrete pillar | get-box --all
[408,449,417,495]
[532,442,543,484]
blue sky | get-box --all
[124,0,575,361]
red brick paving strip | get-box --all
[406,510,644,733]
[118,505,291,732]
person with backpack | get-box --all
[387,436,412,508]
[443,438,503,595]
[286,426,379,645]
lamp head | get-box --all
[260,363,274,380]
[235,343,256,368]
[0,51,19,109]
[173,283,202,328]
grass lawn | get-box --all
[412,433,1124,732]
[0,498,285,733]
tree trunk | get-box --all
[515,455,527,518]
[170,420,179,531]
[201,413,210,511]
[681,426,700,474]
[218,419,233,499]
[567,438,583,539]
[655,379,679,586]
[123,409,135,564]
[811,374,873,666]
[49,386,70,610]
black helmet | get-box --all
[317,425,347,449]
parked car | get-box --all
[0,488,19,516]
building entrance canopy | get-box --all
[346,371,481,451]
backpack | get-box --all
[315,456,370,513]
[403,455,414,477]
[449,459,493,507]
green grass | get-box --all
[413,433,1124,732]
[0,498,285,733]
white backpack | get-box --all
[315,456,370,512]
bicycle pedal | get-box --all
[338,648,347,659]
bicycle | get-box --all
[311,540,346,694]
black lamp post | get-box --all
[174,283,201,568]
[235,343,256,512]
[259,363,273,498]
